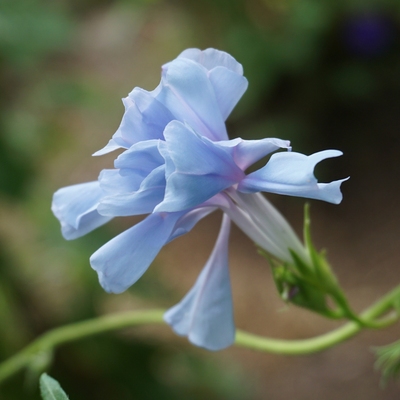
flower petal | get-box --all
[154,58,228,141]
[92,138,123,156]
[220,191,309,263]
[114,139,164,171]
[99,169,143,195]
[94,89,174,155]
[178,48,244,74]
[97,190,163,216]
[238,150,348,204]
[164,215,235,350]
[98,166,166,216]
[155,121,244,212]
[168,206,217,242]
[218,137,291,170]
[208,67,248,121]
[52,181,112,240]
[90,212,183,293]
[176,48,248,121]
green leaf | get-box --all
[39,373,70,400]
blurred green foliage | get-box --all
[0,0,399,398]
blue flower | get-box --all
[52,48,348,351]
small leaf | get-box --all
[39,373,69,400]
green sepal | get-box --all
[260,204,358,320]
[269,257,340,318]
[303,204,339,289]
[40,373,70,400]
[303,205,374,324]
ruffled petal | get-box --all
[52,181,112,240]
[164,215,235,350]
[218,137,291,170]
[172,49,248,122]
[238,150,348,204]
[94,89,174,155]
[94,48,249,155]
[98,166,166,216]
[154,58,228,141]
[99,169,143,195]
[92,138,124,156]
[114,140,164,171]
[90,212,183,293]
[208,67,248,121]
[178,48,244,74]
[155,121,244,212]
[97,190,163,216]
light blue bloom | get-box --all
[52,48,348,351]
[164,214,234,350]
[52,181,112,240]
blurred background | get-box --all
[0,0,400,398]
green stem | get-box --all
[0,309,166,385]
[0,286,399,385]
[235,285,400,354]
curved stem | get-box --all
[0,309,166,385]
[235,285,400,354]
[0,286,399,385]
